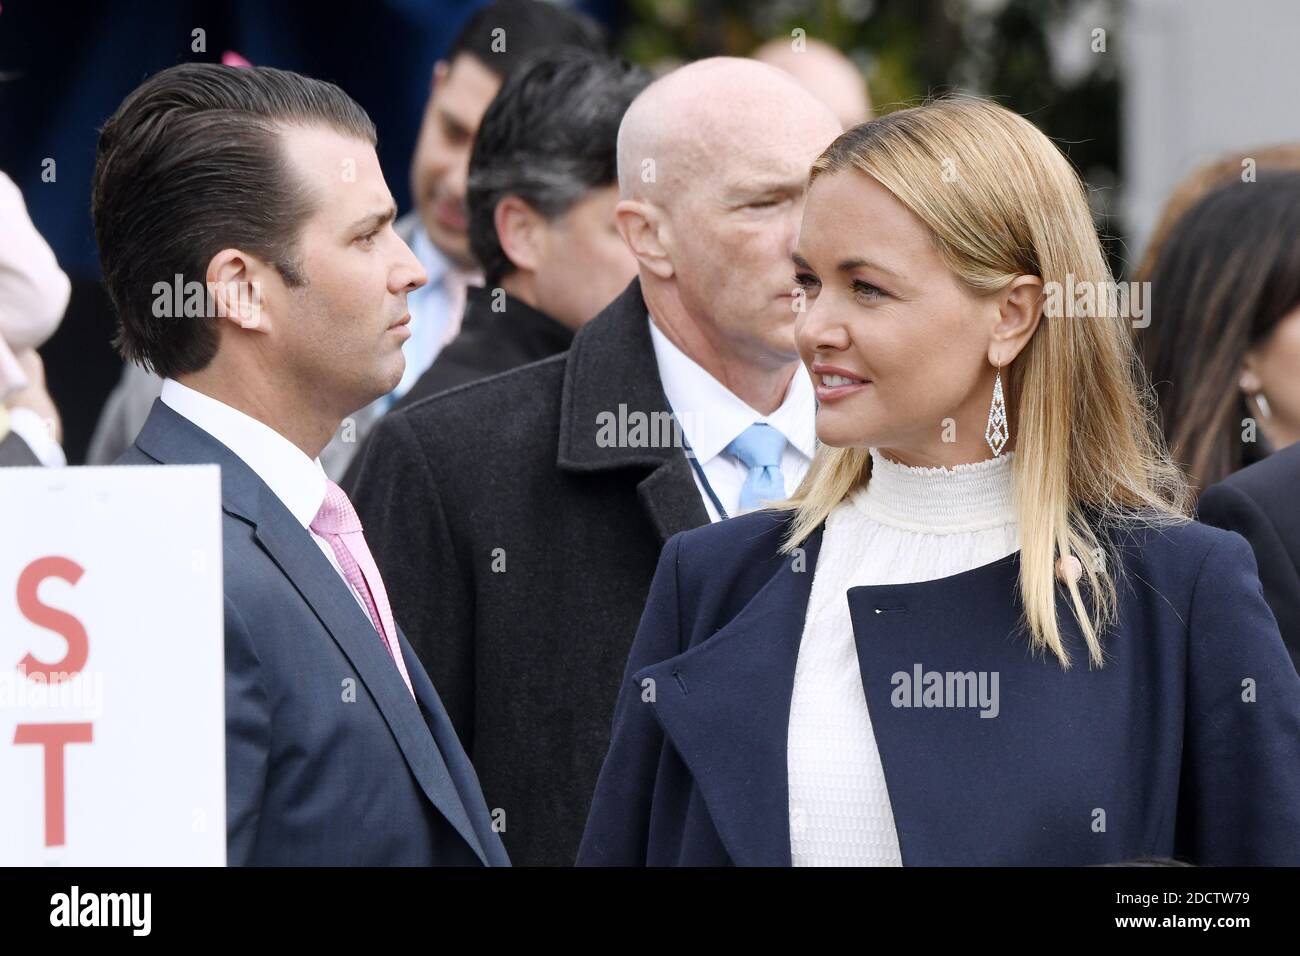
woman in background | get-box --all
[1139,172,1300,495]
[578,98,1300,867]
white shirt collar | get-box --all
[160,378,327,530]
[854,447,1017,533]
[647,314,817,465]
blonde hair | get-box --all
[781,96,1192,668]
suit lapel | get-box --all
[634,526,825,865]
[252,515,490,864]
[400,630,500,865]
[133,400,489,863]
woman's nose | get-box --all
[796,298,851,353]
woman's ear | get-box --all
[989,275,1044,366]
[1239,350,1264,395]
[615,199,673,280]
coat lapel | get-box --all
[843,554,1119,866]
[133,400,489,864]
[844,554,1020,866]
[620,525,1105,867]
[634,526,825,865]
[557,277,709,543]
[637,454,708,544]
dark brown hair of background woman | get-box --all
[1139,171,1300,495]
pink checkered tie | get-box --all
[311,480,415,698]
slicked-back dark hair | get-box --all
[92,62,376,378]
[445,0,606,78]
[467,47,649,283]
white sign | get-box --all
[0,465,224,865]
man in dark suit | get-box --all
[341,48,649,489]
[351,58,841,864]
[95,63,508,865]
[1199,441,1300,672]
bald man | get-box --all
[753,36,871,128]
[351,58,841,866]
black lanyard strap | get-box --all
[666,402,730,521]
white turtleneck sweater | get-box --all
[787,447,1019,867]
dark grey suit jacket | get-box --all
[118,401,511,866]
[350,277,710,865]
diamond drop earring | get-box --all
[985,364,1009,457]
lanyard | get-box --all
[686,451,729,521]
[667,403,730,521]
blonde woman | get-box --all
[577,98,1300,867]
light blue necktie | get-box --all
[726,423,788,512]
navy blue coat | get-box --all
[578,509,1300,866]
[1199,440,1300,672]
[119,401,510,866]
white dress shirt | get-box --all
[648,315,816,521]
[160,379,369,614]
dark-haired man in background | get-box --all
[99,62,508,866]
[402,45,647,405]
[327,0,607,474]
[342,47,648,488]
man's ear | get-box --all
[206,249,270,334]
[989,274,1044,367]
[431,59,448,93]
[494,195,544,275]
[615,198,672,280]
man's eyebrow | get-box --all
[726,177,802,200]
[347,205,397,234]
[437,103,474,133]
